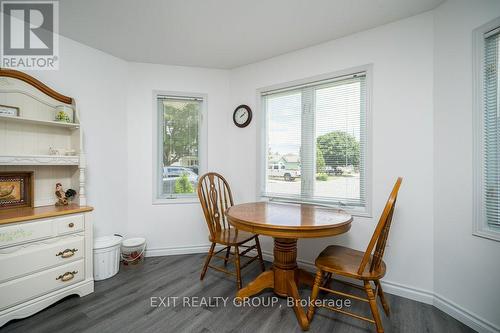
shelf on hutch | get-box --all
[0,114,80,129]
[0,154,79,165]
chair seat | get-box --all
[315,245,386,280]
[209,229,257,245]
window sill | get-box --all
[473,229,500,242]
[153,197,199,205]
[260,196,372,218]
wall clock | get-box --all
[233,104,252,128]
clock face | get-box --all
[233,105,252,128]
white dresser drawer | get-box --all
[0,259,85,311]
[0,219,53,248]
[57,214,84,235]
[0,234,85,283]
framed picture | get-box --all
[0,104,20,117]
[0,172,34,210]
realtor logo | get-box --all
[1,1,59,70]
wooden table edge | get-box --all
[227,216,352,239]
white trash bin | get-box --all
[93,235,122,281]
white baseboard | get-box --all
[433,293,499,333]
[145,244,212,257]
[377,279,434,305]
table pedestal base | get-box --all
[236,238,314,331]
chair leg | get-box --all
[224,246,231,267]
[255,236,266,272]
[323,272,332,288]
[235,245,242,289]
[364,280,384,333]
[375,280,390,316]
[200,242,216,280]
[307,269,323,321]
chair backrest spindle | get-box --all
[197,173,235,238]
[358,177,402,275]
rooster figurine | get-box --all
[55,183,77,206]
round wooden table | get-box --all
[226,201,352,330]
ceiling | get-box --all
[59,0,444,69]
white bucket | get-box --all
[121,237,146,266]
[93,235,122,281]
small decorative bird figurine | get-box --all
[55,183,77,206]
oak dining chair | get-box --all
[197,172,265,289]
[307,177,403,333]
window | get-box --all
[260,68,371,214]
[155,93,206,202]
[474,19,500,241]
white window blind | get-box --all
[261,72,368,211]
[483,28,500,229]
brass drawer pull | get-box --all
[56,271,78,282]
[56,248,78,258]
[68,222,75,228]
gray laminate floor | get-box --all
[1,254,474,333]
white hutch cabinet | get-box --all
[0,69,94,326]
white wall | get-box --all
[28,36,129,237]
[229,12,435,295]
[125,63,232,252]
[434,0,500,331]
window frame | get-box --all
[473,18,500,242]
[152,90,208,204]
[256,65,373,217]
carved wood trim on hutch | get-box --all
[0,68,73,104]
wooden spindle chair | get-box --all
[307,177,403,333]
[197,172,265,289]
